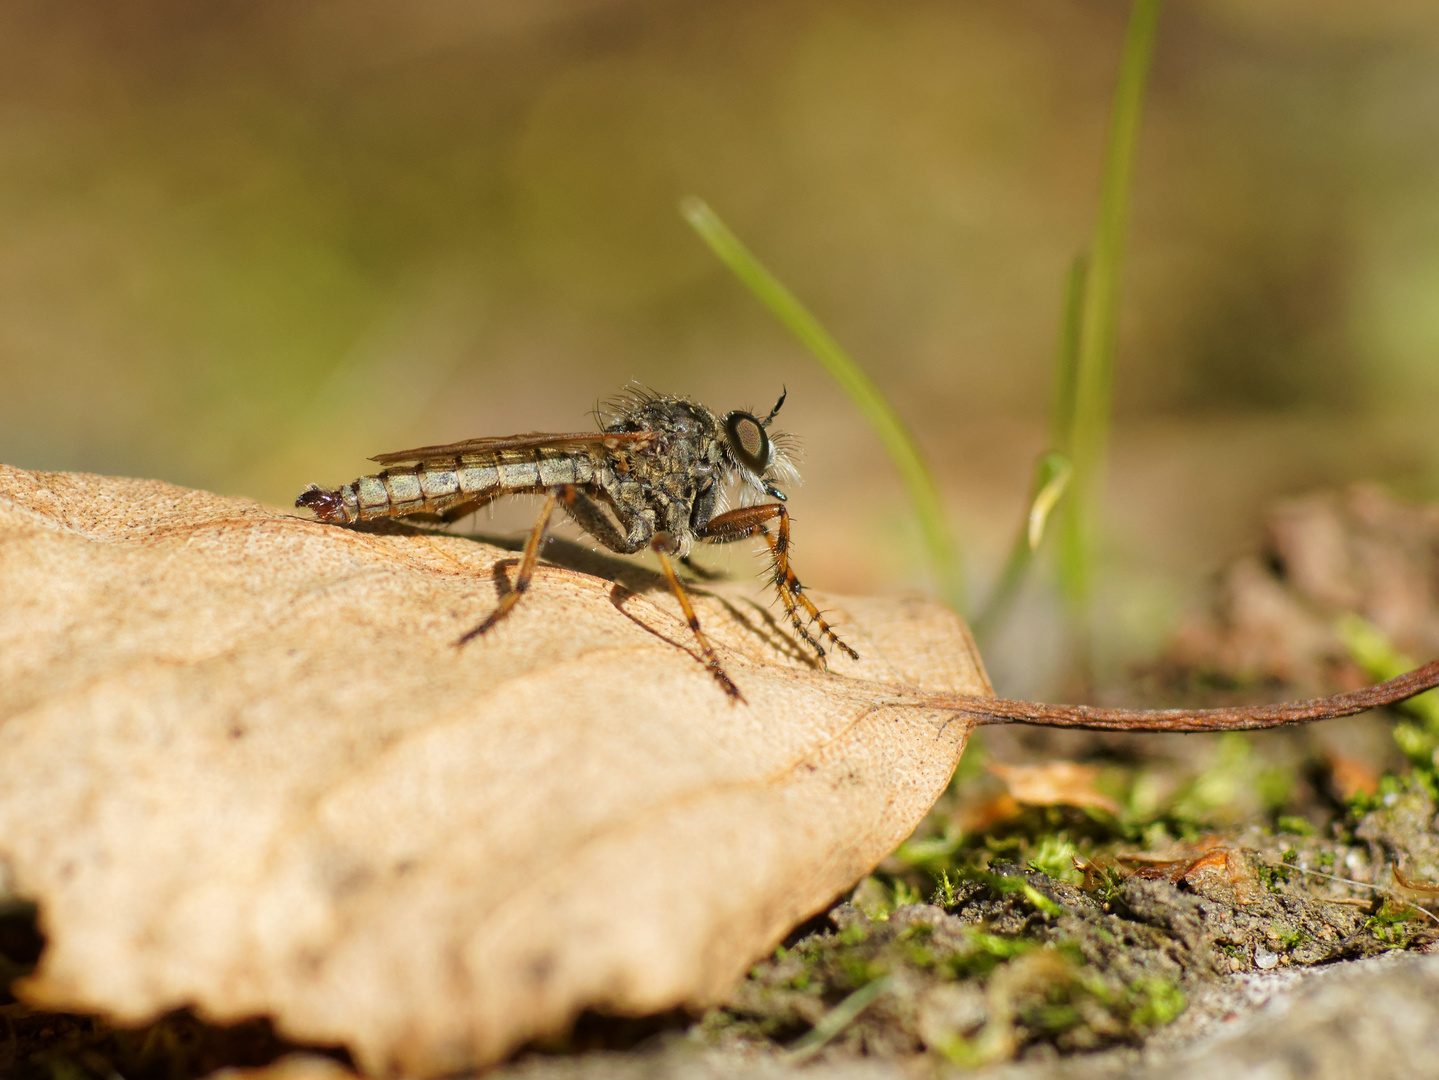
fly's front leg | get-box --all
[696,504,860,666]
[458,491,560,645]
[557,487,741,699]
[650,538,742,701]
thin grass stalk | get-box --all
[1058,0,1163,614]
[972,452,1071,642]
[972,252,1086,641]
[681,197,964,609]
[1050,255,1088,456]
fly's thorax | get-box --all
[600,394,727,513]
[604,397,727,470]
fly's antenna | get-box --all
[762,387,787,428]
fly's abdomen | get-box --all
[297,450,597,524]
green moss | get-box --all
[959,867,1064,918]
[836,955,886,989]
[934,869,958,908]
[1126,977,1187,1029]
[1256,862,1291,891]
[1276,815,1315,836]
[890,880,924,908]
[1027,833,1082,883]
[1276,927,1307,950]
[1363,901,1429,950]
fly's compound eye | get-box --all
[723,410,772,475]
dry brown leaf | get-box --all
[1323,748,1382,801]
[208,1056,360,1080]
[1127,845,1263,906]
[1163,485,1439,692]
[0,466,991,1076]
[985,761,1122,816]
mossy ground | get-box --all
[687,721,1439,1073]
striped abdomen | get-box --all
[297,450,599,524]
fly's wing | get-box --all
[369,431,656,466]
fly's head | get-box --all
[719,388,800,506]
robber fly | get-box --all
[296,389,857,699]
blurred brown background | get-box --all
[4,0,1439,696]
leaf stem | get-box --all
[1337,613,1439,730]
[925,657,1439,732]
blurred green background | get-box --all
[5,0,1439,695]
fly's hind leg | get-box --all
[696,504,859,666]
[457,491,559,645]
[556,487,741,700]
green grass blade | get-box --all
[973,452,1072,641]
[1058,0,1163,611]
[1050,255,1088,456]
[973,253,1086,641]
[783,975,894,1063]
[682,197,964,608]
[1027,452,1074,551]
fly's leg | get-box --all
[557,487,741,699]
[696,504,860,666]
[650,538,743,701]
[438,494,498,524]
[555,486,647,554]
[457,491,560,645]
